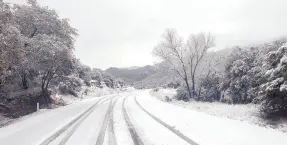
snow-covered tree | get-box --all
[29,35,74,95]
[0,1,25,88]
[13,0,77,48]
[220,38,287,105]
[153,29,192,98]
[260,43,287,116]
[10,0,77,91]
[0,0,78,104]
[220,47,263,103]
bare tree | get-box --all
[153,29,192,99]
[186,33,215,99]
[153,29,215,100]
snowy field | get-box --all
[150,88,287,132]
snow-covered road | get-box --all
[0,90,286,145]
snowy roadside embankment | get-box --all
[0,87,118,128]
[150,88,287,132]
[138,90,287,145]
[52,86,117,105]
[150,88,177,101]
[0,115,13,128]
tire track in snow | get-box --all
[107,96,119,145]
[57,97,112,145]
[95,96,120,145]
[122,96,144,145]
[134,96,199,145]
[39,96,112,145]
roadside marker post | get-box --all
[37,103,39,112]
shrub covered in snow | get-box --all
[167,82,180,89]
[175,86,190,101]
[57,75,84,97]
[260,43,287,117]
[198,73,221,102]
[150,88,177,101]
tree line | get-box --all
[153,29,287,117]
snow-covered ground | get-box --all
[0,89,286,145]
[126,94,191,145]
[150,88,287,132]
[139,90,287,145]
[0,97,102,145]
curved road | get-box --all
[0,91,197,145]
[1,90,287,145]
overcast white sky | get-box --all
[7,0,287,69]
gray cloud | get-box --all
[7,0,287,69]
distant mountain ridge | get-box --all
[126,66,140,70]
[105,48,232,88]
[105,65,157,84]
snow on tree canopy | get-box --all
[260,42,287,116]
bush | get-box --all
[153,88,159,92]
[200,89,220,102]
[68,89,78,97]
[83,88,89,95]
[58,83,68,94]
[198,73,221,102]
[175,86,190,101]
[260,98,287,118]
[84,80,91,86]
[167,82,180,88]
[164,96,172,102]
[58,80,79,97]
[220,89,235,104]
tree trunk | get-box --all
[41,88,51,106]
[41,76,51,106]
[191,75,197,99]
[21,72,28,90]
[198,84,202,99]
[41,70,56,106]
[184,78,192,100]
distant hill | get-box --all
[105,48,233,88]
[105,65,157,84]
[126,66,140,70]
